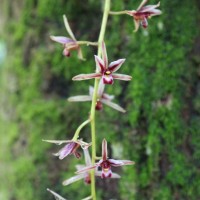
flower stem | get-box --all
[90,0,110,199]
[109,10,128,15]
[72,119,91,141]
[77,41,99,46]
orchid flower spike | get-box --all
[63,148,120,186]
[68,80,126,113]
[43,139,91,160]
[50,15,84,60]
[72,42,132,84]
[126,0,162,32]
[76,139,134,178]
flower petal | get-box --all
[77,46,86,61]
[102,74,114,84]
[102,93,114,101]
[63,15,76,41]
[94,55,106,73]
[108,59,126,72]
[137,0,148,11]
[97,79,105,97]
[112,172,121,178]
[83,148,92,166]
[68,95,92,102]
[109,159,135,166]
[148,8,162,16]
[54,142,78,160]
[101,99,126,113]
[102,42,108,68]
[89,86,94,97]
[50,36,74,44]
[101,168,112,178]
[82,196,92,200]
[47,188,66,200]
[102,139,108,161]
[63,48,70,57]
[139,2,160,12]
[112,73,132,81]
[76,165,97,174]
[141,17,148,28]
[72,73,102,81]
[42,139,72,145]
[62,174,86,186]
[75,164,85,171]
[133,19,140,32]
[76,139,92,149]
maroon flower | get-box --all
[50,15,84,60]
[126,0,162,32]
[43,139,91,160]
[76,139,134,178]
[72,42,132,84]
[63,149,120,186]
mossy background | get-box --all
[0,0,200,199]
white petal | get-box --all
[68,95,92,102]
[63,15,76,41]
[101,99,126,113]
[47,188,67,200]
[137,0,148,10]
[72,73,102,81]
[62,174,86,186]
[75,164,85,171]
[82,196,92,200]
[77,46,85,61]
[89,86,94,97]
[112,73,132,81]
[97,78,105,97]
[112,172,121,178]
[42,139,72,145]
[109,159,135,166]
[76,165,97,174]
[134,19,140,32]
[102,93,114,101]
[83,148,92,166]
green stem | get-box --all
[72,119,91,141]
[109,10,128,15]
[77,41,99,46]
[90,0,110,199]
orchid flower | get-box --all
[126,0,162,32]
[63,148,120,186]
[72,42,132,84]
[43,139,91,160]
[68,79,126,113]
[50,15,84,60]
[76,139,134,178]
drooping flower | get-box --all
[126,0,162,32]
[63,148,120,186]
[43,139,91,160]
[50,15,84,60]
[68,80,126,113]
[72,42,132,84]
[76,139,134,178]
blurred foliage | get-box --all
[0,0,200,200]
